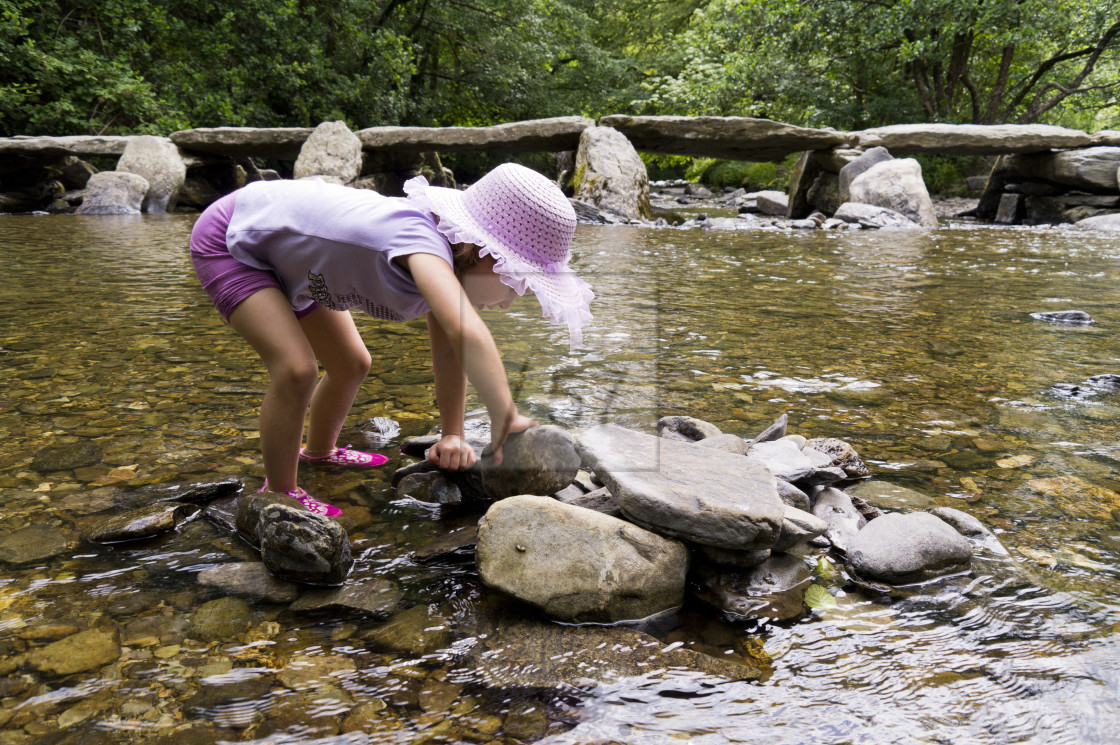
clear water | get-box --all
[1,213,1118,744]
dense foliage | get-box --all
[639,0,1120,129]
[1,0,1117,136]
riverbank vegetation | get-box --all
[2,0,1117,137]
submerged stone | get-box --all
[189,597,253,639]
[577,424,784,550]
[477,495,688,624]
[364,604,454,655]
[288,577,402,617]
[1029,310,1094,325]
[457,615,761,689]
[0,524,80,565]
[26,629,120,677]
[197,562,301,603]
[32,441,103,472]
[691,552,813,622]
[84,501,200,543]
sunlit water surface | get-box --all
[1,213,1118,744]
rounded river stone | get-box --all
[848,511,972,584]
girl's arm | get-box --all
[407,253,534,465]
[426,311,474,470]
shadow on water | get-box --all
[0,213,1118,743]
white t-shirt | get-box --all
[225,179,453,321]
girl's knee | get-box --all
[331,347,372,383]
[270,357,320,396]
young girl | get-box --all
[190,163,594,517]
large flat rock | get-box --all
[1000,146,1120,192]
[576,424,785,550]
[357,116,594,154]
[169,127,315,159]
[598,115,854,162]
[852,123,1093,155]
[0,135,132,159]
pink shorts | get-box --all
[189,192,319,322]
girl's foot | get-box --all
[257,480,342,517]
[299,445,389,468]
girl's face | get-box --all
[461,253,518,310]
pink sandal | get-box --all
[257,481,342,518]
[299,445,389,468]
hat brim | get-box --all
[404,177,594,349]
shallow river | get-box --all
[0,211,1118,745]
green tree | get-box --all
[0,0,176,135]
[637,0,1120,128]
[0,0,649,135]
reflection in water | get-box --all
[0,214,1118,743]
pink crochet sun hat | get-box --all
[403,163,593,349]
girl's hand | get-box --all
[490,411,537,465]
[428,435,477,471]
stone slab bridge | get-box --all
[3,116,1119,224]
[4,116,1119,166]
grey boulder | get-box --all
[76,171,149,214]
[848,512,972,584]
[451,425,581,503]
[259,503,353,586]
[772,507,829,552]
[476,495,688,624]
[235,492,310,547]
[572,125,651,220]
[811,487,867,553]
[115,135,186,212]
[746,437,815,482]
[293,120,363,183]
[805,437,872,479]
[657,415,722,442]
[833,201,921,229]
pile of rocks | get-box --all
[977,147,1120,228]
[782,145,941,229]
[75,414,988,628]
[649,146,947,232]
[391,415,985,626]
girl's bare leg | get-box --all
[229,288,319,492]
[298,306,372,456]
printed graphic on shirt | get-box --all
[306,271,406,321]
[308,271,336,309]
